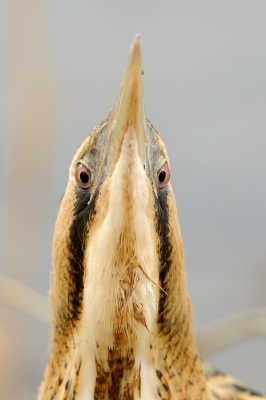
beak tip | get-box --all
[128,34,142,68]
[134,33,141,43]
[110,35,146,167]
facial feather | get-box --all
[82,127,159,354]
[38,37,235,400]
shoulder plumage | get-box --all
[202,362,266,400]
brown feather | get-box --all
[37,37,265,400]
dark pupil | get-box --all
[159,170,166,183]
[80,171,89,184]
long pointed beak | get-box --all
[108,35,146,168]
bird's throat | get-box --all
[74,128,160,398]
[82,128,160,352]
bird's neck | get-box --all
[148,194,209,399]
[40,283,209,400]
[38,189,210,399]
[39,290,209,400]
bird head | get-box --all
[39,36,257,400]
[51,35,184,350]
[40,36,208,400]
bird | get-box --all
[37,36,266,400]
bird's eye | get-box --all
[75,164,91,189]
[157,163,170,189]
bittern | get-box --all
[38,36,265,400]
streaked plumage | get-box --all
[38,36,265,400]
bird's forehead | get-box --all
[69,119,169,189]
[147,123,169,169]
[69,120,108,179]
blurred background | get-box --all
[0,1,265,399]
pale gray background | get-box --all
[0,1,265,399]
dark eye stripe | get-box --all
[66,187,99,323]
[155,188,172,327]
